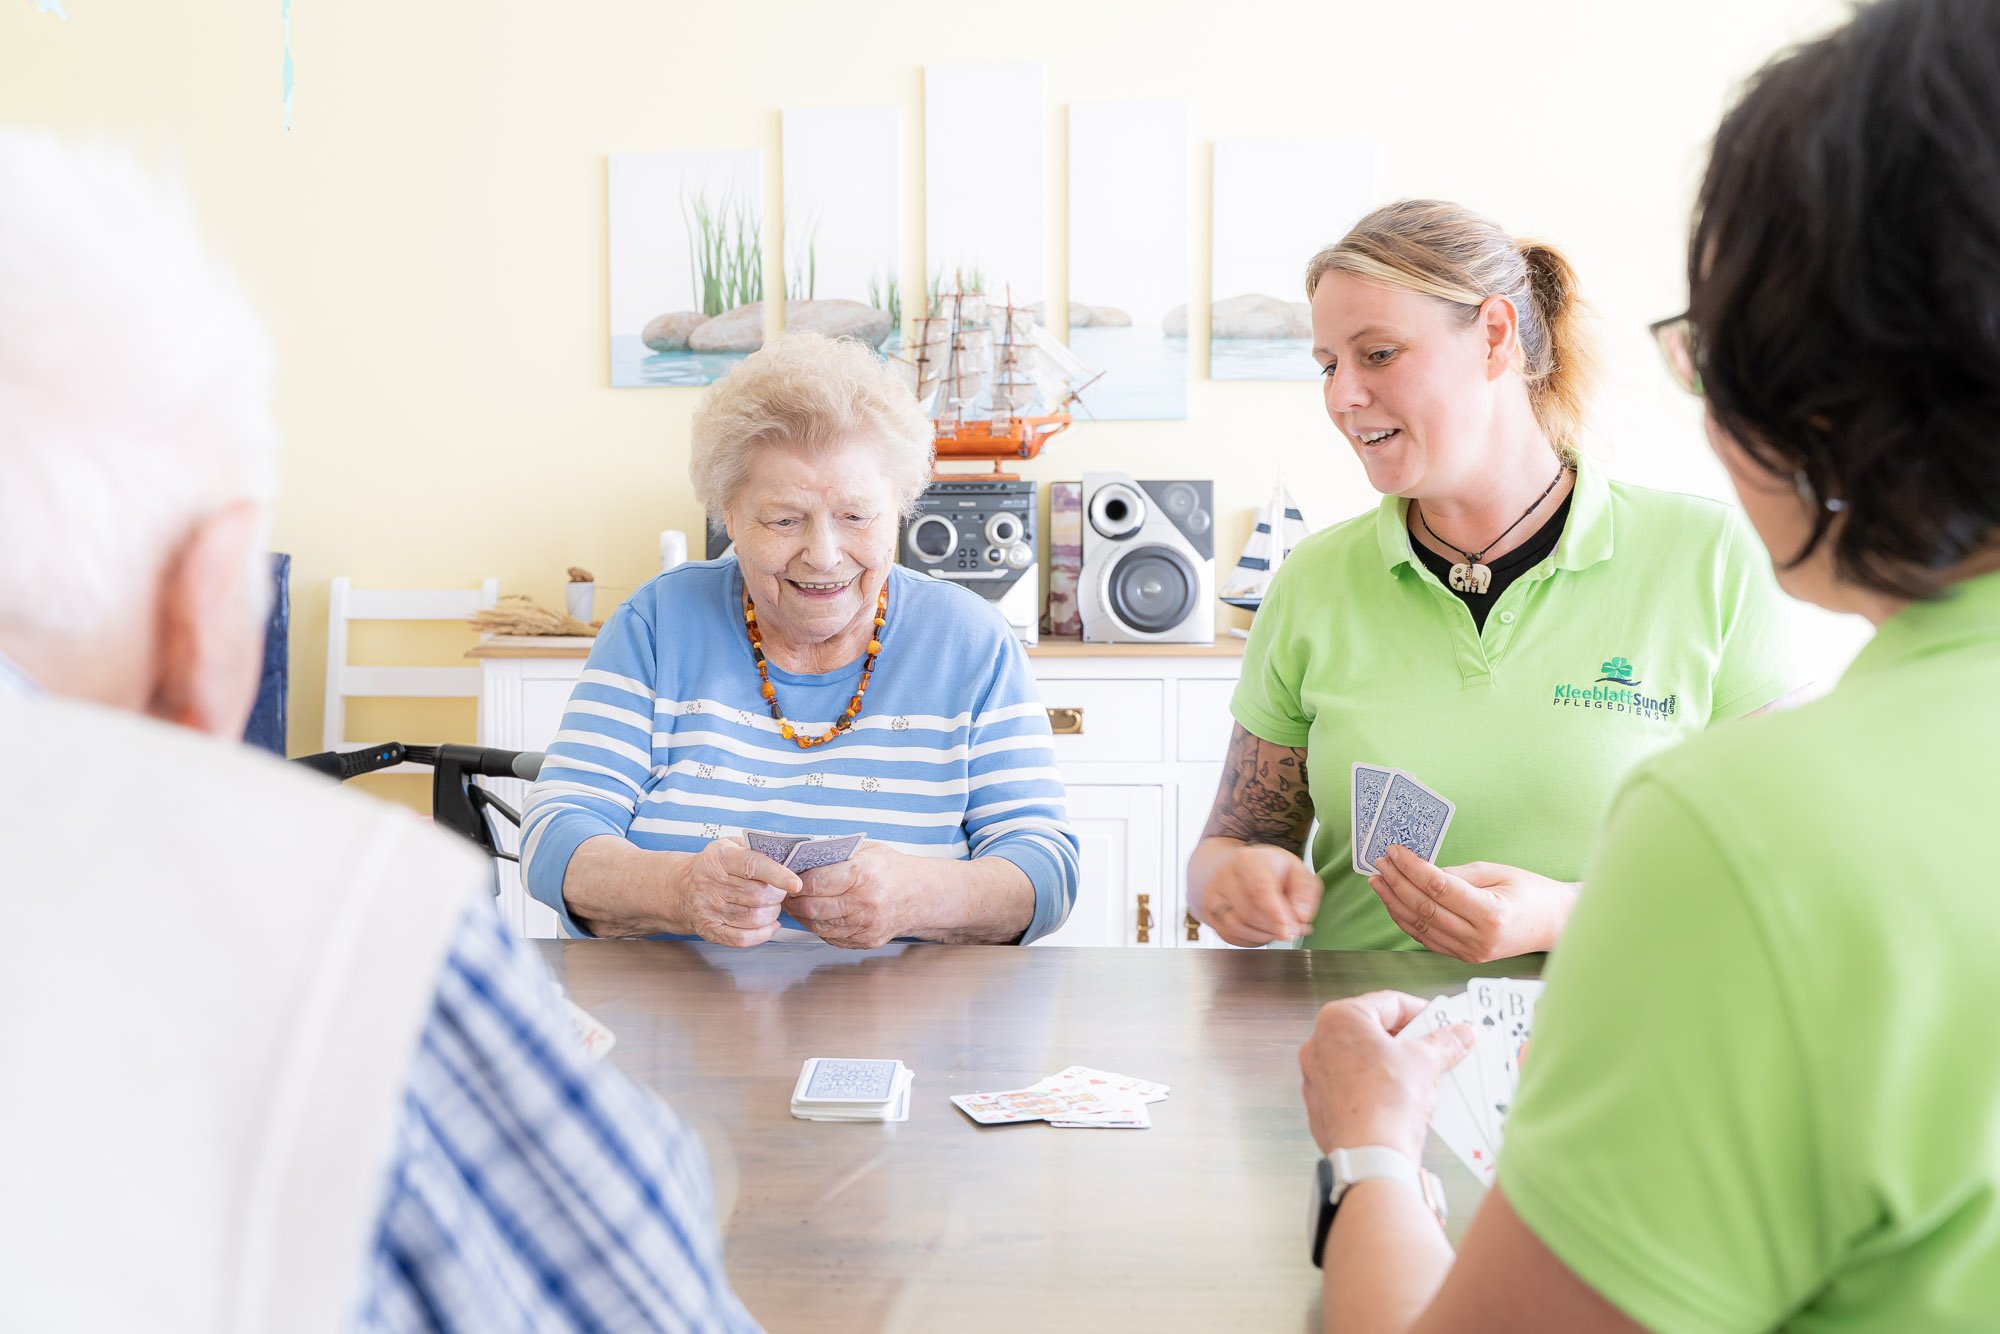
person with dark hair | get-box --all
[1186,200,1805,960]
[1296,0,2000,1327]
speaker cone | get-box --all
[1107,544,1199,634]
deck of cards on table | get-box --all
[746,828,864,872]
[1402,978,1543,1184]
[791,1058,914,1123]
[1351,763,1456,872]
[951,1066,1170,1129]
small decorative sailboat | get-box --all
[890,281,1104,477]
[1220,482,1311,616]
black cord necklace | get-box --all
[1415,465,1570,595]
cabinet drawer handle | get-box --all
[1047,706,1083,735]
[1185,911,1200,942]
[1136,892,1152,944]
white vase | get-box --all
[565,582,594,623]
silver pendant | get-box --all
[1448,562,1493,595]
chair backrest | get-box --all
[323,576,500,774]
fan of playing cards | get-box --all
[791,1057,914,1123]
[747,828,864,873]
[1402,978,1543,1185]
[951,1066,1170,1129]
[1351,763,1455,872]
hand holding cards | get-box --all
[1401,979,1542,1184]
[1351,763,1455,873]
[951,1066,1170,1129]
[746,828,864,873]
[791,1057,914,1123]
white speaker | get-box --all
[1079,473,1216,644]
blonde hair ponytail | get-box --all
[1306,201,1597,458]
[1515,240,1597,462]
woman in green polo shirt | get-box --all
[1187,201,1803,958]
[1298,0,2000,1326]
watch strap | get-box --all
[1312,1146,1447,1267]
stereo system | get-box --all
[1079,473,1215,644]
[898,479,1039,646]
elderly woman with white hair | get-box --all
[521,332,1080,949]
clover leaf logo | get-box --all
[1595,655,1642,686]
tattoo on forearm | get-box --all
[1202,724,1315,849]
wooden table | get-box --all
[537,940,1542,1333]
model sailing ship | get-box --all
[1219,481,1311,624]
[892,284,1103,476]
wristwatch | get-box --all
[1309,1146,1448,1267]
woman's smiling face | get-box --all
[1309,270,1510,501]
[726,437,900,650]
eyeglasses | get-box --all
[1648,313,1701,398]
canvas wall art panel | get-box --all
[1068,101,1189,420]
[1209,140,1376,381]
[924,63,1044,317]
[609,149,765,388]
[781,106,901,351]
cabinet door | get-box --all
[1033,784,1164,948]
[1175,765,1241,948]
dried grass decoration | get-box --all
[470,593,597,638]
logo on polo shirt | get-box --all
[1552,652,1676,721]
[1595,656,1641,686]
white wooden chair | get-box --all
[323,576,500,774]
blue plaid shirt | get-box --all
[356,903,762,1332]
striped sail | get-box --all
[1219,484,1310,610]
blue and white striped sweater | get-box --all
[522,560,1079,942]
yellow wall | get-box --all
[2,0,1858,808]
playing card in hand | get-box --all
[744,828,810,865]
[565,999,616,1062]
[1351,762,1397,874]
[1360,771,1455,870]
[784,833,864,872]
[1401,994,1495,1185]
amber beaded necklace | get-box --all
[745,583,888,749]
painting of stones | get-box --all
[924,63,1043,318]
[779,106,900,353]
[609,149,765,388]
[1209,140,1376,381]
[1068,100,1187,420]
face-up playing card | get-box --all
[1033,1066,1171,1104]
[1351,763,1397,874]
[1360,771,1456,871]
[1400,995,1495,1185]
[1493,979,1540,1099]
[744,828,810,866]
[950,1087,1109,1125]
[784,833,864,872]
[1465,977,1517,1148]
[1047,1094,1152,1129]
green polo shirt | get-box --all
[1232,463,1801,950]
[1501,569,2000,1332]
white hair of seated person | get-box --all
[688,330,936,522]
[0,133,279,728]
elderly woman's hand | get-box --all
[1367,847,1577,963]
[784,842,927,950]
[673,838,801,948]
[1300,992,1473,1159]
